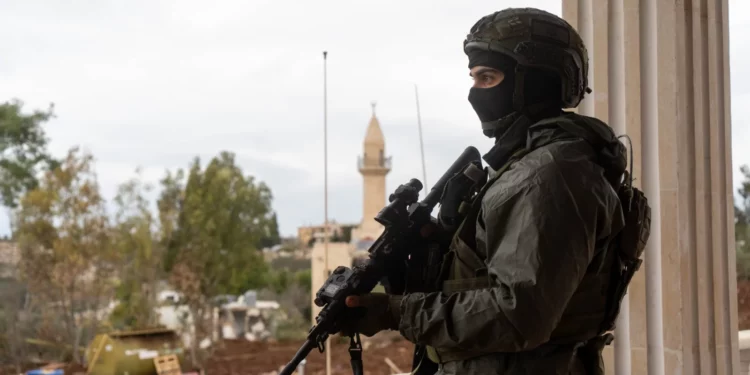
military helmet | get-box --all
[464,8,589,109]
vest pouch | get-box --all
[616,183,651,262]
[426,236,493,364]
[451,235,489,278]
[443,235,491,294]
[600,183,651,333]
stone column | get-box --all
[561,0,739,373]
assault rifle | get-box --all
[279,146,483,375]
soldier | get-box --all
[341,7,636,374]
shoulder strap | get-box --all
[537,115,628,154]
[538,115,627,191]
[534,115,609,151]
[449,147,531,254]
[484,147,531,188]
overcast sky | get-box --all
[1,0,748,237]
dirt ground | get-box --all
[1,338,414,375]
[178,281,750,375]
[0,362,86,375]
[8,281,750,375]
[204,335,415,375]
[737,280,750,330]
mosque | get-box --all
[308,102,391,317]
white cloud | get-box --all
[0,0,747,236]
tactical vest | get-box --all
[424,115,650,367]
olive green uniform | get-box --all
[339,7,644,375]
[305,7,648,375]
[396,112,626,374]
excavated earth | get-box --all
[204,336,415,375]
[0,337,414,375]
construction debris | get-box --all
[383,358,402,374]
[154,355,181,375]
[85,328,186,375]
[26,363,65,375]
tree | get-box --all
[109,169,162,330]
[14,147,114,363]
[162,151,279,364]
[295,269,312,291]
[330,231,342,242]
[158,169,185,273]
[736,165,750,279]
[0,98,59,368]
[0,99,59,211]
[0,277,29,372]
[259,213,281,248]
[257,270,313,340]
[342,225,355,243]
[167,152,278,294]
[266,269,291,294]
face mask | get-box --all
[468,74,516,137]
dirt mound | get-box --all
[204,337,415,375]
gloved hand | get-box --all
[338,293,403,337]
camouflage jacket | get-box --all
[396,112,626,374]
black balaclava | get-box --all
[467,50,518,137]
[467,49,563,138]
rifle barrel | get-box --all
[280,339,317,375]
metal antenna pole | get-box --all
[414,84,428,193]
[322,50,331,375]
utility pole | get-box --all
[322,50,331,375]
[414,84,428,193]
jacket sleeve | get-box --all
[397,161,617,352]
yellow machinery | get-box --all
[85,328,186,375]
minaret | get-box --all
[358,102,391,237]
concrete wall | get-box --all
[562,0,739,373]
[739,330,750,375]
[310,241,352,320]
[361,173,387,236]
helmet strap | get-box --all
[480,112,521,138]
[521,100,564,121]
